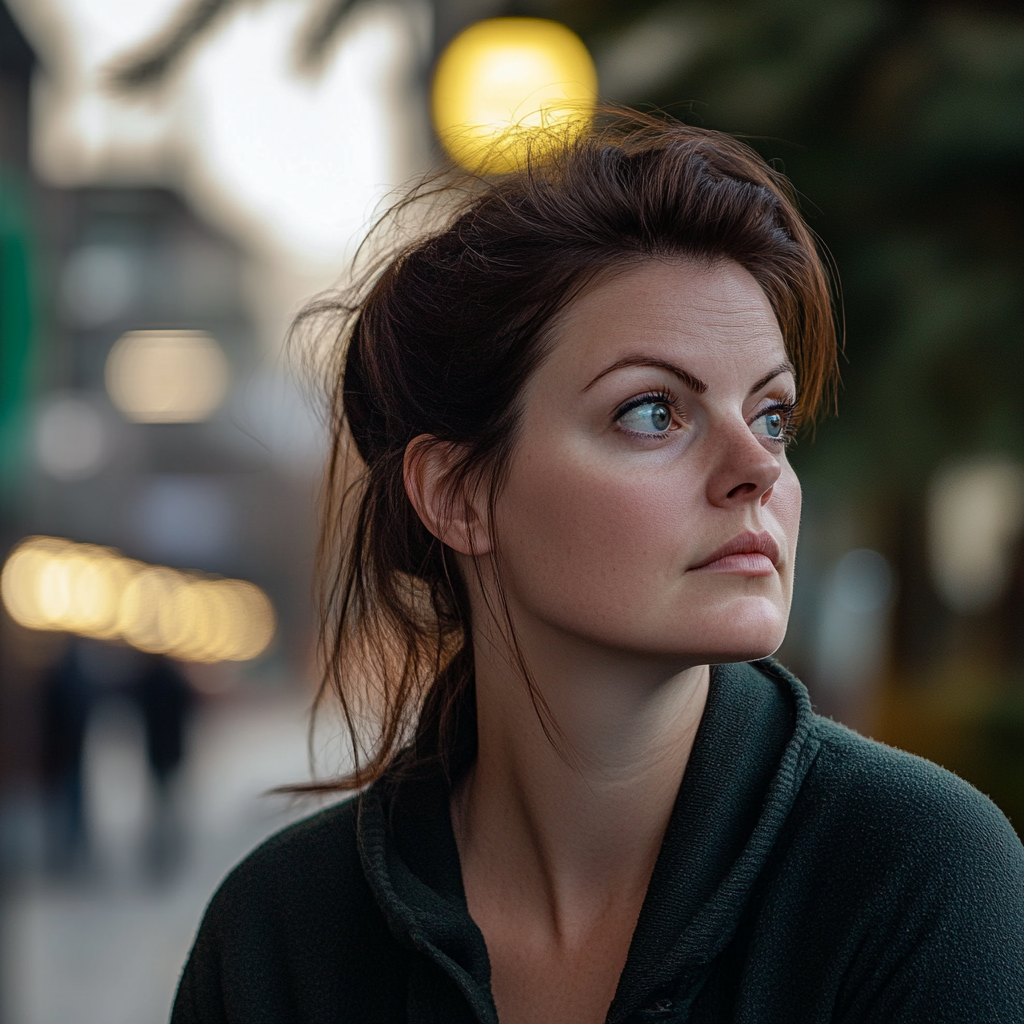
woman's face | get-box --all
[491,258,801,667]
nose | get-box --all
[704,418,783,509]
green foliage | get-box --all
[547,0,1024,816]
[552,0,1024,498]
[0,166,34,506]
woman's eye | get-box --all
[618,401,673,434]
[750,407,790,441]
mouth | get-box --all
[689,530,781,576]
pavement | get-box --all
[2,687,332,1024]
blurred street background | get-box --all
[0,0,1021,1021]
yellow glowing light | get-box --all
[105,330,230,423]
[431,18,597,174]
[1,536,274,663]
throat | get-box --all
[451,665,709,1024]
[481,900,641,1024]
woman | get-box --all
[172,114,1024,1023]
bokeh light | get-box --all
[34,393,110,479]
[928,459,1024,614]
[1,536,274,662]
[104,329,230,423]
[431,18,597,174]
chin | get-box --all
[690,597,789,665]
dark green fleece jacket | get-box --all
[171,660,1024,1023]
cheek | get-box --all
[495,444,697,625]
[770,463,802,584]
[774,464,801,541]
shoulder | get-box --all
[173,796,409,1021]
[737,659,1023,886]
[759,717,1024,1019]
[790,715,1024,946]
[178,798,385,998]
[805,715,1022,864]
[219,796,361,889]
[201,795,371,938]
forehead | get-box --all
[543,259,788,385]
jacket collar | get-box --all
[356,659,817,1023]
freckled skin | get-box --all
[493,258,802,667]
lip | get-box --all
[689,530,781,576]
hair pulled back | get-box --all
[296,109,838,792]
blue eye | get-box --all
[618,401,673,434]
[751,404,793,442]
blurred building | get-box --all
[0,0,326,894]
[1,0,1022,942]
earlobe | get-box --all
[403,435,491,557]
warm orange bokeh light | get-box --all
[1,536,275,663]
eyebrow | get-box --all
[582,357,795,396]
[583,358,708,394]
[748,361,796,396]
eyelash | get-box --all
[756,400,798,447]
[614,390,681,431]
[614,393,798,445]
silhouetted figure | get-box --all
[40,642,93,874]
[132,653,195,880]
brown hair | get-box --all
[294,109,838,793]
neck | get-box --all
[452,611,709,938]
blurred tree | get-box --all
[0,0,36,514]
[562,0,1024,488]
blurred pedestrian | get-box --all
[40,639,93,875]
[132,653,194,880]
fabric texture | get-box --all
[170,660,1024,1023]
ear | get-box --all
[403,435,491,557]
